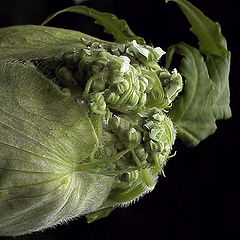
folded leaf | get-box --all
[166,43,231,146]
[166,0,231,147]
[0,25,106,61]
[42,5,146,44]
[166,0,229,56]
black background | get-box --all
[0,0,239,239]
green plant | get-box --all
[0,0,231,236]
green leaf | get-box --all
[42,5,146,44]
[166,0,229,56]
[0,62,114,236]
[0,25,106,61]
[167,43,231,147]
[165,0,231,147]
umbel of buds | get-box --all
[0,36,182,236]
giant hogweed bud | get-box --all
[0,4,183,237]
[0,40,181,237]
[0,0,230,236]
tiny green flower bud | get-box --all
[149,139,166,153]
[128,128,141,143]
[106,92,120,105]
[119,56,131,73]
[152,113,164,121]
[138,93,147,106]
[149,128,162,141]
[108,115,122,129]
[92,77,106,92]
[89,93,106,115]
[116,79,130,94]
[128,90,139,106]
[135,146,148,162]
[139,77,148,92]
